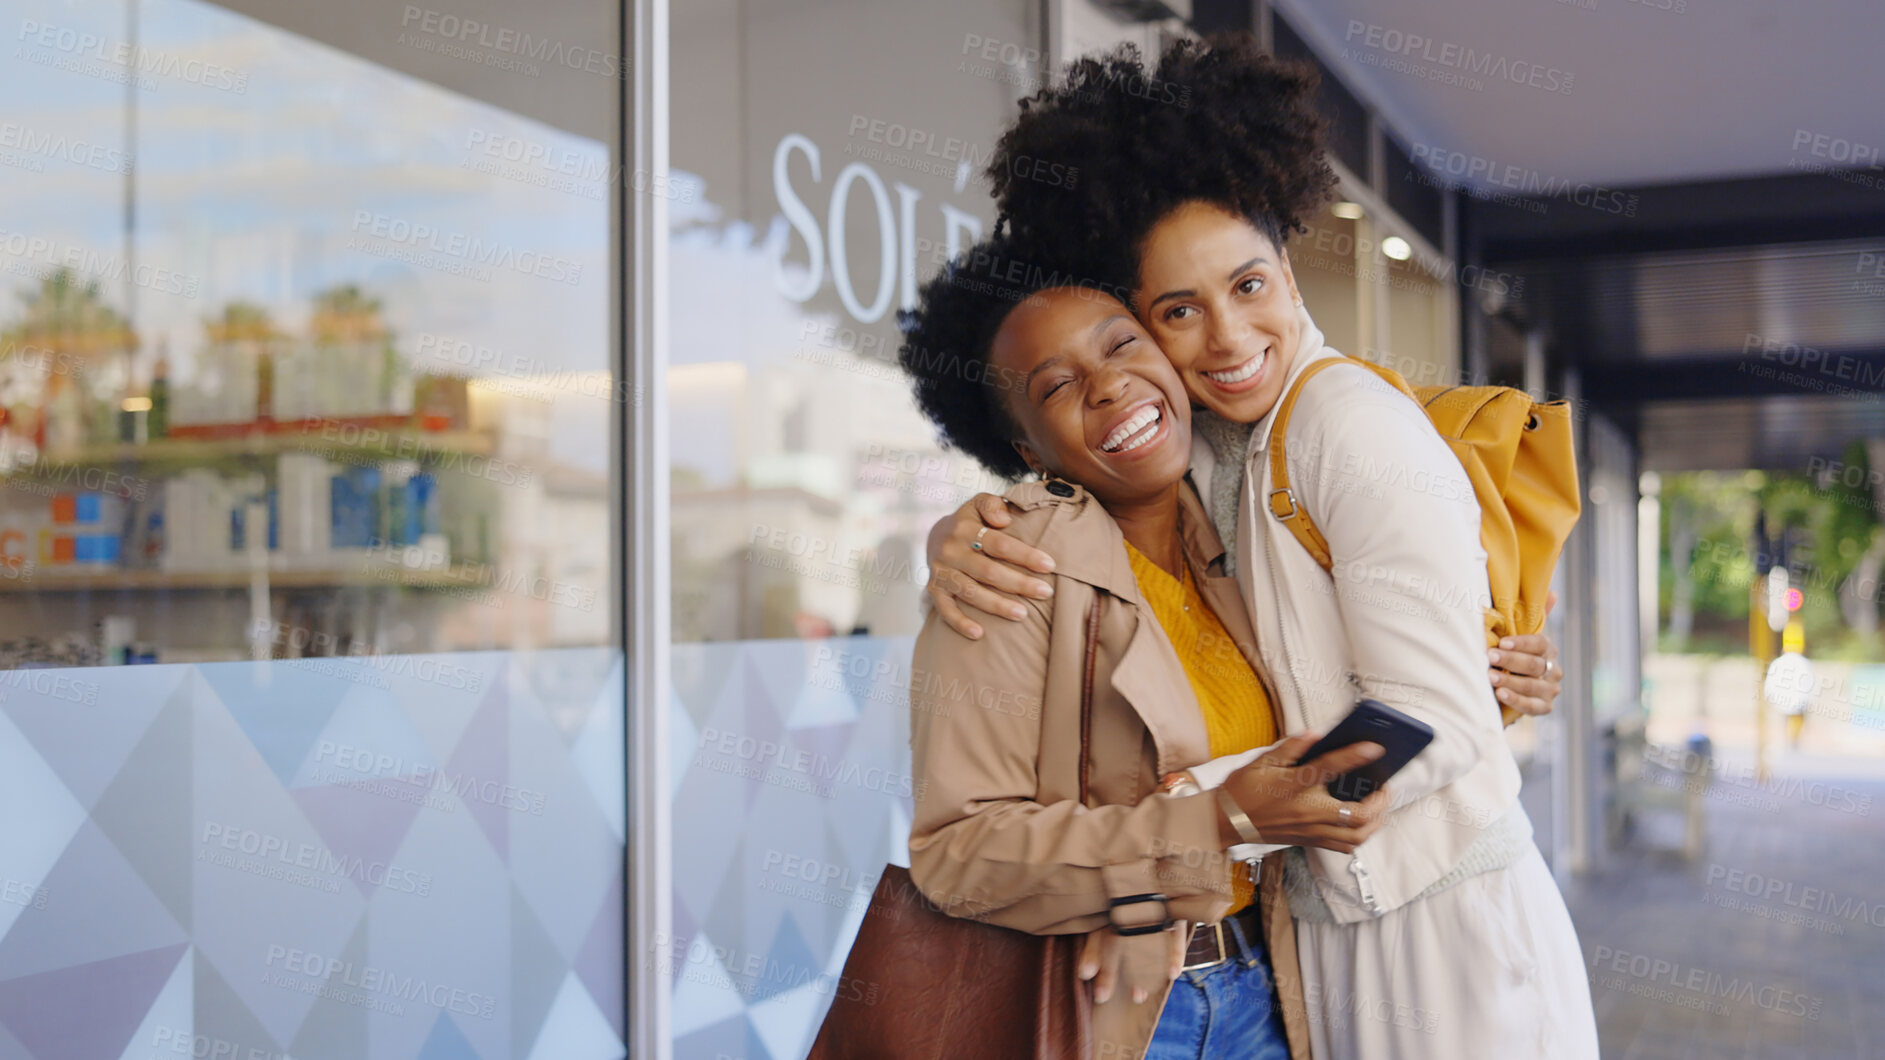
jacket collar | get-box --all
[1252,304,1332,452]
[1002,478,1229,597]
[1001,479,1143,607]
[1002,478,1235,775]
[1175,478,1232,577]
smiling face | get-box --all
[1133,200,1305,424]
[988,286,1193,508]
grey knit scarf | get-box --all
[1191,408,1261,577]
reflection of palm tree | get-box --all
[203,300,281,421]
[310,284,403,412]
[0,269,136,447]
[309,284,387,343]
[1,267,136,363]
[205,301,280,344]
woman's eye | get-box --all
[1043,379,1071,400]
[1109,335,1135,355]
[1164,305,1195,322]
[1237,276,1263,295]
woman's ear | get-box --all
[1012,439,1048,479]
[1279,246,1304,307]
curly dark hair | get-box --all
[897,233,1126,480]
[988,34,1337,296]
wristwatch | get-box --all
[1156,770,1200,797]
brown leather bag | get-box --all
[805,598,1104,1060]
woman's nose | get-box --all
[1205,315,1240,357]
[1087,364,1129,405]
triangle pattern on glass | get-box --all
[90,688,195,932]
[0,942,185,1060]
[0,664,183,813]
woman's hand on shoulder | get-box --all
[1487,592,1563,718]
[926,492,1058,639]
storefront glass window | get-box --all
[0,0,626,1054]
[666,1,1041,1054]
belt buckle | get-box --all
[1180,920,1228,972]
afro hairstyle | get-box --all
[897,230,1130,481]
[987,33,1338,297]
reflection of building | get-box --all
[1,0,632,1055]
[670,341,963,642]
[852,531,923,636]
[673,484,842,640]
[428,389,612,653]
[0,269,612,663]
[0,10,611,668]
[0,377,611,665]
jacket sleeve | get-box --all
[1184,746,1268,789]
[905,593,1233,935]
[1287,367,1509,813]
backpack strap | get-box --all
[1265,359,1344,571]
[1265,356,1418,571]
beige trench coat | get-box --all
[907,478,1312,1060]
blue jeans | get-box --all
[1145,914,1291,1060]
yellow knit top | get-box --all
[1124,541,1276,913]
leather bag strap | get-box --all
[1078,593,1102,804]
[1266,356,1421,571]
[1266,359,1345,570]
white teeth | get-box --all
[1203,350,1266,385]
[1101,406,1162,453]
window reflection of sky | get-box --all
[1,0,609,470]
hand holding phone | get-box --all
[1216,734,1393,854]
[1293,699,1435,802]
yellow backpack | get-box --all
[1265,357,1582,726]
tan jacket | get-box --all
[907,479,1311,1060]
[1190,307,1525,923]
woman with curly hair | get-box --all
[922,36,1597,1060]
[898,232,1392,1060]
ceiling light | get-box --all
[1331,202,1364,220]
[1382,236,1412,261]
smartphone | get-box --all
[1293,699,1435,802]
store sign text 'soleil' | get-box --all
[771,133,984,324]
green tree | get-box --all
[1659,470,1759,650]
[1659,453,1885,658]
[310,284,403,410]
[1,269,137,447]
[205,301,279,344]
[1,267,136,362]
[1777,441,1884,651]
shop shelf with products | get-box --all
[0,273,590,666]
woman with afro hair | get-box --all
[920,35,1597,1060]
[897,230,1390,1060]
